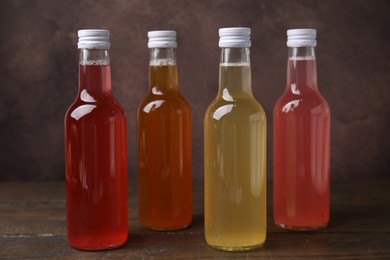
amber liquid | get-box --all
[137,63,192,230]
[273,57,330,230]
[204,64,267,251]
[65,64,128,250]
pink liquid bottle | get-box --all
[64,29,128,250]
[273,29,330,231]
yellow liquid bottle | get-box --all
[204,27,267,251]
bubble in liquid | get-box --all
[80,60,109,66]
[150,58,175,66]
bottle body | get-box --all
[65,44,128,250]
[137,45,192,230]
[273,45,330,230]
[204,44,267,251]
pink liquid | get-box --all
[273,58,330,230]
[65,64,128,250]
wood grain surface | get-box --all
[1,180,389,259]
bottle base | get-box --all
[70,240,126,251]
[141,223,191,231]
[275,222,328,231]
[207,243,263,252]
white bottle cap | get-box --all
[148,30,177,48]
[287,28,317,47]
[219,27,251,48]
[78,29,110,49]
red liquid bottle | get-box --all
[273,29,330,230]
[64,29,128,250]
[137,31,192,230]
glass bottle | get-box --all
[64,29,128,250]
[273,28,330,230]
[204,27,267,251]
[137,30,192,230]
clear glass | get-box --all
[204,47,267,251]
[273,46,330,231]
[64,48,128,250]
[137,47,192,230]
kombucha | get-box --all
[138,32,192,230]
[65,63,128,249]
[273,29,330,231]
[204,28,267,251]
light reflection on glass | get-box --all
[290,83,300,95]
[282,100,300,113]
[143,100,165,113]
[249,112,262,198]
[212,104,234,120]
[70,105,96,120]
[222,89,234,101]
[80,89,96,102]
[152,87,163,95]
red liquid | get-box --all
[65,64,128,250]
[137,64,192,230]
[273,58,330,230]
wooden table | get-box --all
[1,180,389,259]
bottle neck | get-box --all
[149,48,178,94]
[218,47,252,99]
[78,49,112,101]
[286,47,318,92]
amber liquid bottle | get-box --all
[273,29,330,231]
[137,31,192,230]
[64,30,128,250]
[204,27,267,251]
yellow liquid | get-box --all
[204,64,267,251]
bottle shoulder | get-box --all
[205,97,266,122]
[274,88,330,115]
[138,92,190,114]
[206,96,264,112]
[65,98,126,122]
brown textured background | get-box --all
[0,0,389,181]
